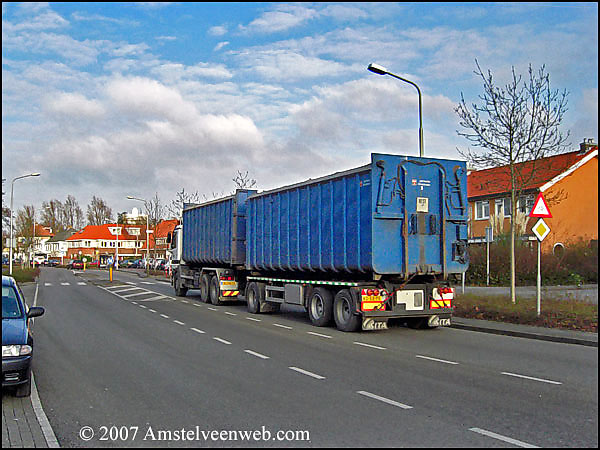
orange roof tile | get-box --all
[467,148,597,198]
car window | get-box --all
[2,285,24,319]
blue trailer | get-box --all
[170,153,468,331]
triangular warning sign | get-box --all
[529,193,552,218]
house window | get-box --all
[518,195,535,214]
[475,201,489,220]
[495,198,512,217]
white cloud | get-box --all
[240,5,318,34]
[208,25,227,36]
[44,92,105,118]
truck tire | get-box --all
[175,274,188,297]
[246,282,261,314]
[209,275,223,306]
[200,274,210,303]
[308,287,333,327]
[333,289,361,332]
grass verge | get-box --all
[2,266,40,283]
[454,293,597,333]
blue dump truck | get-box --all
[169,153,468,331]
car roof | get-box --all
[2,275,18,288]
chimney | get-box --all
[579,138,597,154]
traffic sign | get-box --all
[529,193,552,218]
[532,218,551,241]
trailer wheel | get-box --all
[308,288,333,327]
[246,282,261,314]
[333,289,360,332]
[208,275,223,305]
[200,274,210,303]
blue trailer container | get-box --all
[182,189,255,266]
[246,153,468,279]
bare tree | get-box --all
[15,205,35,260]
[167,188,202,219]
[41,199,64,233]
[62,195,84,230]
[455,60,570,303]
[232,170,257,191]
[86,195,113,226]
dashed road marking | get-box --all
[273,323,292,330]
[289,367,325,380]
[224,311,237,316]
[307,331,332,339]
[354,342,386,350]
[190,328,205,334]
[160,314,170,319]
[469,428,539,448]
[246,317,261,322]
[173,320,185,326]
[501,372,562,385]
[213,337,231,345]
[60,282,70,286]
[416,355,459,365]
[244,350,270,360]
[357,391,412,409]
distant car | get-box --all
[69,260,84,270]
[2,275,45,397]
[47,259,60,267]
[87,260,100,268]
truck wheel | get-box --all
[200,274,210,303]
[175,275,188,297]
[246,282,261,314]
[333,289,361,332]
[209,275,223,306]
[308,287,333,327]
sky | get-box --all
[2,2,598,220]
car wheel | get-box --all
[14,373,32,398]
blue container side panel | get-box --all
[246,168,372,273]
[182,191,255,266]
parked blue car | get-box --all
[2,275,44,397]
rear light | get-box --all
[220,276,234,281]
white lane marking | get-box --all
[357,391,413,409]
[246,317,261,322]
[190,328,205,334]
[105,284,130,289]
[213,337,232,345]
[112,287,141,294]
[148,309,156,313]
[207,307,218,311]
[122,291,152,298]
[140,281,155,285]
[137,295,168,302]
[289,367,326,380]
[193,303,202,307]
[307,331,332,339]
[139,305,147,309]
[354,342,387,350]
[30,373,60,448]
[180,300,189,304]
[416,355,459,365]
[245,350,270,360]
[224,311,237,316]
[469,428,540,448]
[44,282,52,286]
[60,282,70,286]
[125,281,137,285]
[131,301,138,305]
[501,372,562,385]
[160,314,170,319]
[173,320,185,326]
[273,323,292,330]
[77,282,87,285]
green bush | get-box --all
[466,236,597,286]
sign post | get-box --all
[529,193,552,317]
[485,226,493,286]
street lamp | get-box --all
[126,196,150,276]
[9,173,41,275]
[367,63,424,157]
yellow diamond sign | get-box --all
[532,218,550,242]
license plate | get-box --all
[362,318,388,331]
[220,281,237,287]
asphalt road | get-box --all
[31,268,598,447]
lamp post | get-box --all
[367,63,424,158]
[126,196,150,276]
[9,173,41,275]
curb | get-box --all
[450,321,598,347]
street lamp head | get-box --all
[367,63,388,75]
[30,173,41,177]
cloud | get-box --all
[208,25,228,36]
[44,92,105,118]
[240,5,318,34]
